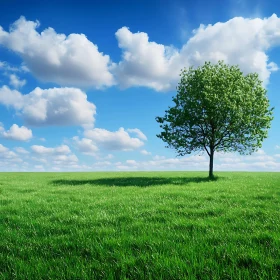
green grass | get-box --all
[0,172,280,279]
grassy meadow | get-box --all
[0,171,280,279]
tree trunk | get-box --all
[209,149,214,179]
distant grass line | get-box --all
[0,172,280,279]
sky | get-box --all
[0,0,280,172]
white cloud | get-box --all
[112,154,209,171]
[126,159,137,165]
[2,124,32,141]
[141,149,151,155]
[29,143,80,170]
[84,127,145,151]
[31,144,71,155]
[32,157,47,163]
[117,164,137,170]
[0,86,96,127]
[9,74,26,88]
[93,161,112,167]
[53,154,78,165]
[0,144,22,163]
[14,147,29,154]
[113,26,180,91]
[0,85,24,109]
[243,149,274,161]
[0,61,21,72]
[73,136,98,155]
[215,150,280,170]
[105,154,114,159]
[153,155,165,160]
[126,128,147,140]
[0,17,114,88]
[114,14,280,91]
[34,165,44,170]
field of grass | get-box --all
[0,171,280,279]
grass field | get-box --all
[0,171,280,279]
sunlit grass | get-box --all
[0,172,280,279]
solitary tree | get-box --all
[156,61,273,178]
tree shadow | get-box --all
[52,176,219,188]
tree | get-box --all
[156,61,273,179]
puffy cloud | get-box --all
[14,147,29,154]
[113,154,209,171]
[84,127,145,151]
[113,26,180,91]
[215,150,280,170]
[140,149,151,155]
[2,124,32,141]
[105,154,114,159]
[31,144,71,155]
[0,86,24,109]
[114,14,280,91]
[9,74,26,88]
[53,154,78,165]
[153,155,165,160]
[216,149,275,162]
[73,136,99,155]
[93,161,112,167]
[126,128,147,140]
[2,15,279,92]
[34,165,44,170]
[0,144,22,163]
[126,159,137,165]
[0,86,96,127]
[0,17,114,88]
[29,143,80,170]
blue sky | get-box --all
[0,0,279,171]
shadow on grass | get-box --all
[52,176,219,188]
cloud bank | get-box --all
[1,15,280,91]
[0,86,96,127]
[0,16,115,88]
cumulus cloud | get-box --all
[31,144,71,155]
[0,144,22,163]
[0,86,96,127]
[0,16,114,88]
[140,149,151,155]
[29,143,80,170]
[14,147,29,154]
[53,154,78,165]
[113,26,180,91]
[73,136,99,155]
[114,14,280,91]
[0,85,24,109]
[126,128,147,140]
[2,15,280,92]
[114,154,209,170]
[9,74,26,88]
[2,124,32,141]
[84,127,145,151]
[215,150,280,170]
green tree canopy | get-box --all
[156,61,274,178]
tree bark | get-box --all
[209,149,214,179]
